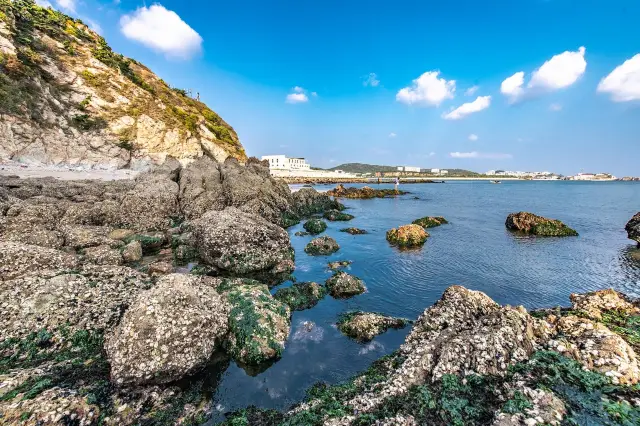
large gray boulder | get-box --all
[626,212,640,245]
[190,207,294,279]
[105,274,229,386]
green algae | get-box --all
[303,219,327,235]
[323,209,354,221]
[412,216,448,228]
[273,282,327,311]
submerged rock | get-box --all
[273,282,327,311]
[337,312,411,342]
[386,224,429,247]
[303,218,328,235]
[626,212,640,245]
[340,227,368,235]
[225,284,291,365]
[190,207,294,279]
[505,212,578,236]
[305,236,340,255]
[327,184,408,199]
[412,216,448,228]
[105,274,229,386]
[328,260,353,269]
[325,271,366,298]
[324,209,355,221]
[294,231,310,237]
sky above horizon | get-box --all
[39,0,640,175]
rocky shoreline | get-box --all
[1,162,639,425]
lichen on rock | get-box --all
[325,271,366,298]
[505,212,578,236]
[273,282,326,311]
[303,218,327,235]
[304,236,340,256]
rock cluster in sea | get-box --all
[412,216,448,228]
[304,236,340,255]
[326,184,408,199]
[505,212,578,236]
[386,224,429,247]
[626,212,640,245]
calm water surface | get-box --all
[209,181,640,422]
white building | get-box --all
[398,166,421,172]
[431,168,440,174]
[441,170,449,175]
[261,155,311,171]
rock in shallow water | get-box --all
[340,227,368,235]
[505,212,578,236]
[273,281,326,311]
[626,212,640,245]
[386,224,429,247]
[327,184,408,199]
[305,236,340,255]
[337,312,411,342]
[105,274,229,386]
[412,216,448,228]
[324,209,354,221]
[325,271,366,298]
[303,218,327,235]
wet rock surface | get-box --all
[340,227,368,235]
[305,236,340,255]
[325,271,366,298]
[626,212,640,245]
[386,224,429,247]
[506,212,578,237]
[324,209,355,221]
[303,218,328,235]
[326,184,408,199]
[412,216,448,228]
[328,260,353,269]
[274,281,327,311]
[337,312,411,342]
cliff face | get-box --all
[0,0,246,169]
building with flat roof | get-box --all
[398,166,421,172]
[261,155,311,171]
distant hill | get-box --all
[327,163,479,176]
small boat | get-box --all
[490,180,502,184]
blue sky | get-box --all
[47,0,639,175]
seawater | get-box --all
[209,181,640,422]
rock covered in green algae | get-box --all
[505,212,578,236]
[340,227,368,235]
[303,218,328,235]
[105,274,229,386]
[304,236,340,255]
[386,224,429,247]
[273,282,327,311]
[323,209,355,221]
[412,216,448,228]
[325,271,366,298]
[328,260,352,269]
[224,284,291,365]
[326,184,408,199]
[626,212,640,245]
[337,312,411,342]
[294,231,310,236]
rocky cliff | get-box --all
[0,0,246,169]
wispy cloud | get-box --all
[465,85,479,96]
[549,103,562,111]
[468,134,478,141]
[363,73,380,87]
[388,132,397,138]
[286,86,313,103]
[449,151,512,159]
[443,96,491,120]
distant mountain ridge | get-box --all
[327,163,479,175]
[0,0,246,169]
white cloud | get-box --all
[465,85,479,96]
[501,47,587,102]
[120,5,203,60]
[549,103,562,111]
[396,71,455,107]
[55,0,76,12]
[529,47,586,90]
[597,54,640,102]
[363,73,380,87]
[428,152,436,157]
[501,71,525,102]
[449,151,512,159]
[311,91,318,97]
[293,86,304,93]
[286,92,308,104]
[442,96,491,120]
[468,134,478,141]
[388,132,397,138]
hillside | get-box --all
[328,163,479,176]
[0,0,246,169]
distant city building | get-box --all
[441,170,449,175]
[261,155,311,171]
[398,166,421,172]
[431,168,440,174]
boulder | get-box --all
[117,174,180,232]
[294,231,310,237]
[273,282,326,311]
[105,274,229,386]
[178,156,227,220]
[337,312,410,342]
[505,212,578,236]
[386,224,429,247]
[325,272,366,298]
[225,284,291,365]
[569,289,640,321]
[83,245,123,266]
[122,233,166,254]
[292,187,344,217]
[625,212,640,245]
[326,184,408,199]
[121,240,143,263]
[0,242,78,280]
[190,207,294,280]
[305,236,340,255]
[340,227,368,235]
[303,218,327,235]
[0,265,151,340]
[61,225,119,249]
[147,261,174,276]
[328,260,352,270]
[324,209,354,221]
[412,216,448,228]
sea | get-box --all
[208,180,640,423]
